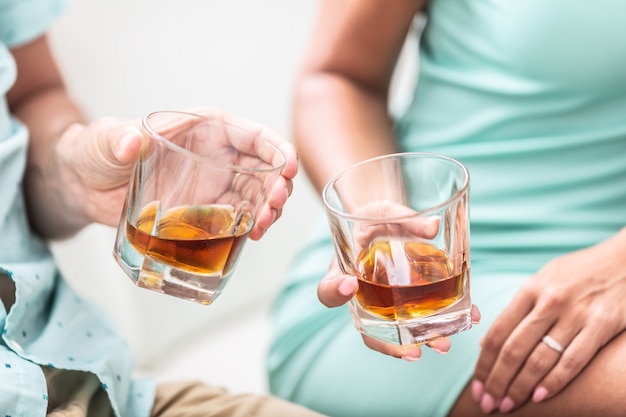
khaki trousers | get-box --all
[43,368,326,417]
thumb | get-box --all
[74,120,142,190]
[317,261,358,308]
[113,125,143,164]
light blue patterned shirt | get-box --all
[0,1,155,415]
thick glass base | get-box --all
[113,237,229,305]
[348,292,473,346]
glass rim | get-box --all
[322,151,470,221]
[141,110,286,175]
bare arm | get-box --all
[8,35,89,238]
[293,0,427,194]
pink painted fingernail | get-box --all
[471,380,483,402]
[499,396,515,413]
[429,345,448,355]
[480,393,496,414]
[533,386,549,403]
[400,347,421,362]
[337,277,357,297]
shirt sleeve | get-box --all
[0,0,68,48]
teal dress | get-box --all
[0,1,155,415]
[267,1,626,416]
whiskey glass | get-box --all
[113,110,285,304]
[322,152,471,345]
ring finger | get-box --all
[498,325,579,413]
[479,316,554,410]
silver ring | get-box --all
[541,335,564,354]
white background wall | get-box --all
[47,0,418,394]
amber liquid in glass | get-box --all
[356,240,466,320]
[126,202,252,276]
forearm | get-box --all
[292,0,424,195]
[293,72,398,195]
[17,86,88,239]
[8,35,89,239]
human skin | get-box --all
[300,1,626,415]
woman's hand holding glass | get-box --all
[318,199,481,360]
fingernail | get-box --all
[499,396,515,413]
[480,393,496,414]
[400,347,421,361]
[427,337,450,355]
[533,386,549,403]
[425,216,439,235]
[115,130,140,160]
[430,345,448,355]
[471,380,483,402]
[122,126,141,144]
[115,135,132,159]
[337,277,357,297]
